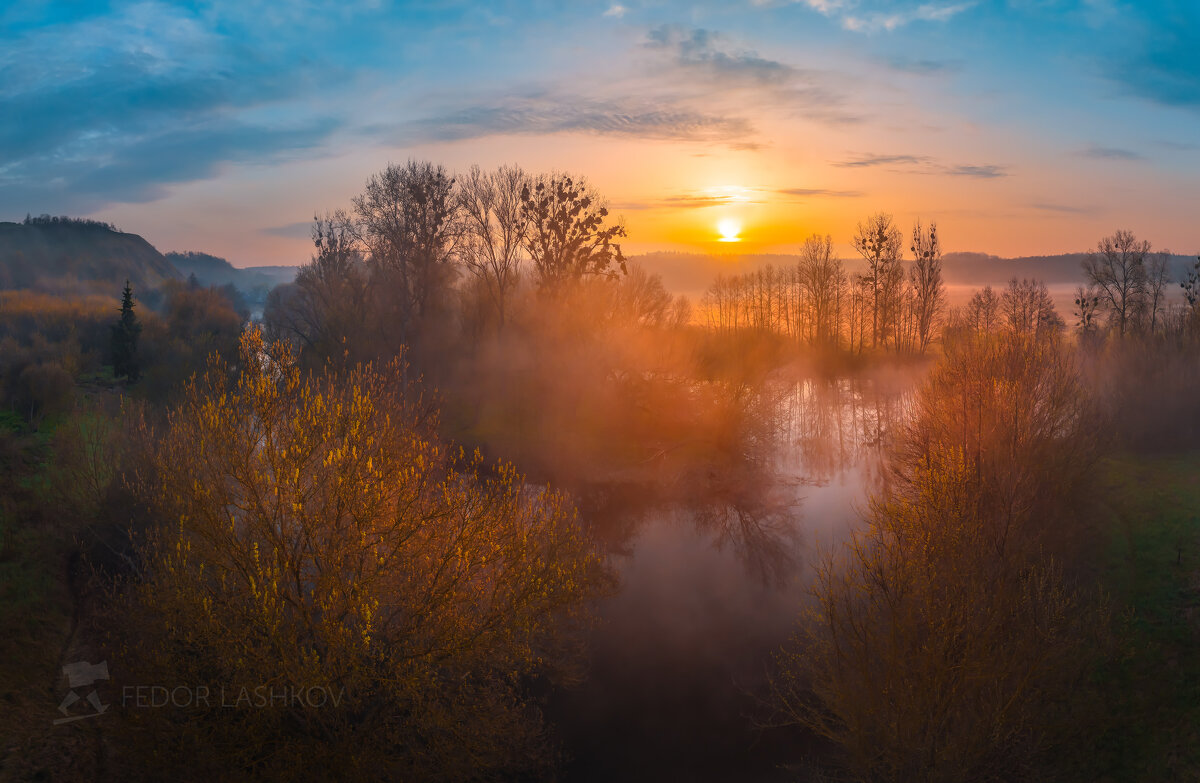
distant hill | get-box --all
[166,251,297,303]
[0,217,298,306]
[0,217,180,292]
[635,250,1198,299]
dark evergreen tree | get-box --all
[111,280,142,381]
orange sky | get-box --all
[11,1,1193,267]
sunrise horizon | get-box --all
[5,2,1196,268]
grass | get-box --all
[1087,452,1200,781]
[0,407,109,778]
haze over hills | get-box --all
[2,217,1193,318]
[166,251,298,299]
[635,250,1198,302]
[0,218,298,301]
[0,217,180,292]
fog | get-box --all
[550,374,913,781]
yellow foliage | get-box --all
[774,331,1102,782]
[107,328,610,781]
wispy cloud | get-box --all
[646,25,797,85]
[394,94,757,148]
[834,154,1007,177]
[947,164,1007,178]
[776,187,864,197]
[643,25,861,125]
[835,153,932,168]
[1101,6,1200,110]
[1076,145,1144,161]
[618,184,862,210]
[604,4,627,18]
[795,0,976,33]
[882,56,963,75]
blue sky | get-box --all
[1,0,1198,263]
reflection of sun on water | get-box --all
[717,218,741,243]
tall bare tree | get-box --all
[909,220,945,354]
[352,160,461,347]
[852,212,903,349]
[1083,229,1150,338]
[1145,250,1172,333]
[798,234,843,347]
[457,164,529,329]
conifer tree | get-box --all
[111,280,141,381]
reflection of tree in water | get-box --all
[690,475,802,586]
[581,373,912,582]
[776,376,911,484]
[688,374,912,582]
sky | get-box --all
[1,0,1198,266]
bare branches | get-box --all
[1083,229,1152,338]
[457,164,529,327]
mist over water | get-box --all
[551,373,913,781]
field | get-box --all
[1089,453,1200,781]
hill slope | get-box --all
[0,219,179,292]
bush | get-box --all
[105,329,610,781]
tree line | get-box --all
[264,161,632,371]
[701,215,946,355]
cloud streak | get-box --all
[1076,146,1144,161]
[395,94,758,147]
[834,154,1007,178]
[776,187,864,197]
[834,154,932,168]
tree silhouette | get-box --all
[520,174,627,289]
[1181,256,1200,310]
[458,164,530,328]
[909,220,945,354]
[1083,229,1151,337]
[852,212,903,349]
[110,280,141,381]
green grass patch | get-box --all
[1089,452,1200,781]
[0,408,26,435]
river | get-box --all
[551,370,915,781]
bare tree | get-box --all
[457,164,529,329]
[352,160,461,346]
[1083,229,1151,338]
[520,174,627,290]
[909,220,945,354]
[966,285,1000,335]
[1145,250,1172,333]
[1001,278,1064,340]
[797,234,842,347]
[264,211,368,365]
[852,212,903,349]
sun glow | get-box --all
[717,217,742,242]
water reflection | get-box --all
[691,476,802,586]
[554,371,914,782]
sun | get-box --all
[717,217,742,243]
